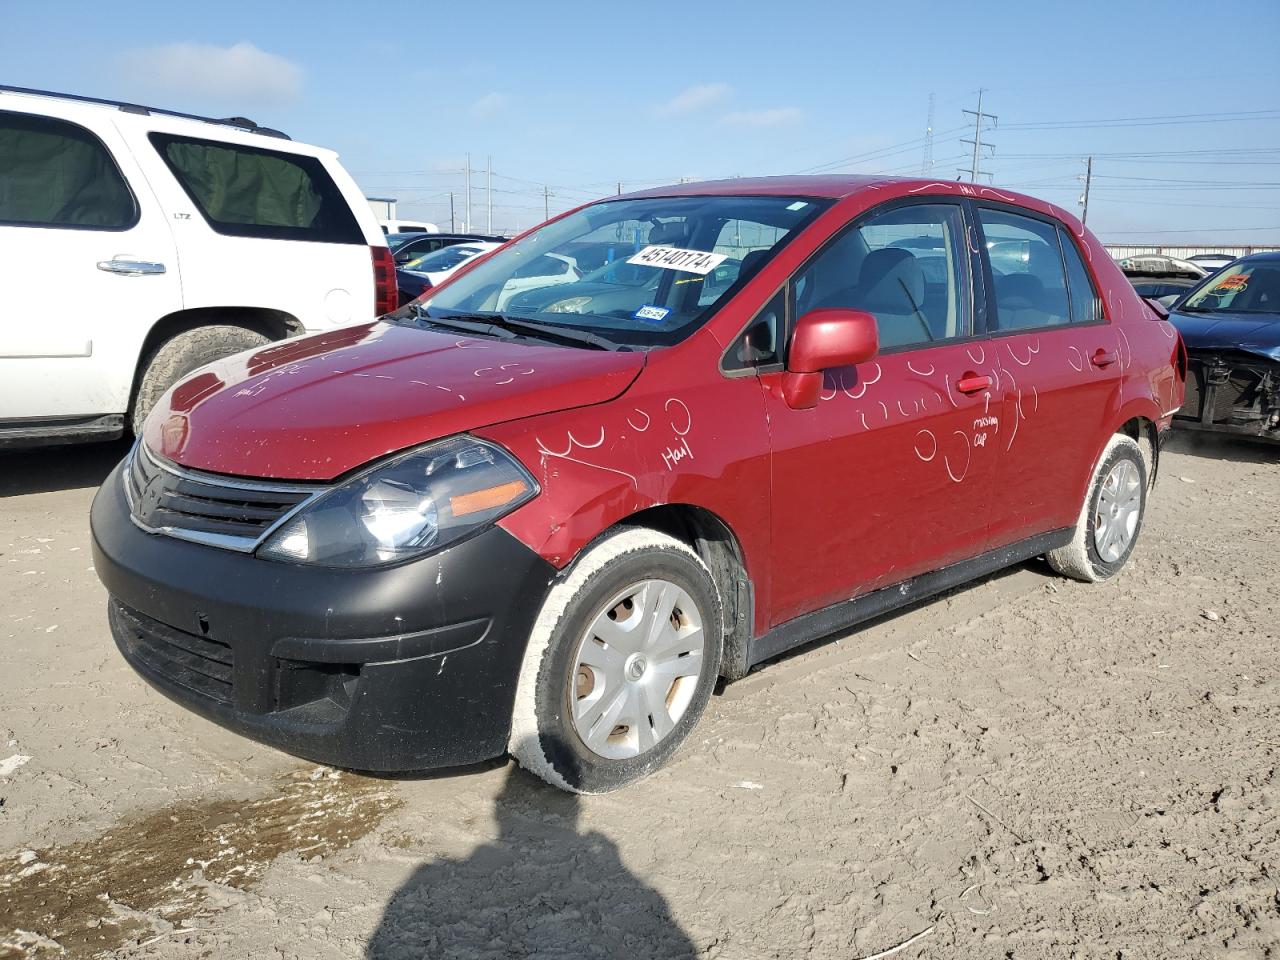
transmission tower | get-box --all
[958,89,998,182]
[921,93,935,176]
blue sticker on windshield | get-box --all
[633,305,671,324]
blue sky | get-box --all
[5,0,1279,242]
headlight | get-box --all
[259,437,536,567]
[544,295,593,314]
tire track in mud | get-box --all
[0,769,401,958]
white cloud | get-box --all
[720,107,803,128]
[470,92,509,118]
[654,83,732,117]
[118,42,302,104]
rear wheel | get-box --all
[1047,434,1148,582]
[131,325,269,433]
[509,528,723,793]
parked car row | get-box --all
[1114,248,1279,444]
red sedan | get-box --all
[91,175,1186,792]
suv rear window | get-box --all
[0,110,136,230]
[149,133,361,243]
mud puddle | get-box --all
[0,768,401,958]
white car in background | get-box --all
[401,241,504,286]
[0,85,393,447]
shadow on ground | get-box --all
[0,439,130,498]
[1162,429,1278,465]
[367,762,696,960]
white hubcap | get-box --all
[569,579,705,760]
[1094,459,1142,563]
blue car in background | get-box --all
[1169,251,1280,442]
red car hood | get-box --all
[143,322,645,480]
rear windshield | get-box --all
[149,133,362,243]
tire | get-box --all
[1047,433,1148,583]
[131,325,269,433]
[509,527,723,794]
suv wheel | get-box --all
[1047,433,1148,582]
[509,527,723,793]
[132,325,269,433]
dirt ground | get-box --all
[0,431,1277,959]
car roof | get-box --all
[616,174,1078,223]
[0,84,291,141]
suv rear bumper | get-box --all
[91,461,556,772]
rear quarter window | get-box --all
[149,133,361,243]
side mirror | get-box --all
[1143,296,1170,321]
[782,309,879,409]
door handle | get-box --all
[97,259,166,276]
[956,373,992,394]
[1091,350,1118,368]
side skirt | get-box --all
[745,528,1073,669]
[0,414,125,448]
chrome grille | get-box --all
[124,443,320,551]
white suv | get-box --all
[0,86,395,447]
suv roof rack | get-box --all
[0,84,291,140]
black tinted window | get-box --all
[150,133,361,243]
[1058,227,1101,323]
[980,209,1071,330]
[0,111,135,229]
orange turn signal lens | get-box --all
[449,480,529,517]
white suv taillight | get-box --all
[371,246,397,315]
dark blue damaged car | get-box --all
[1168,251,1280,442]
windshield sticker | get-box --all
[633,304,672,324]
[786,201,810,211]
[627,245,728,275]
[1213,274,1248,294]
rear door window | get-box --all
[0,110,136,230]
[149,133,361,243]
[978,208,1072,331]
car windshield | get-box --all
[420,194,829,347]
[405,244,488,273]
[1180,260,1280,315]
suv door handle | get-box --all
[97,259,166,276]
[1091,350,1118,368]
[956,373,992,394]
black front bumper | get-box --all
[91,462,556,772]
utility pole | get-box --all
[959,89,997,182]
[464,153,471,232]
[486,155,492,234]
[449,191,455,232]
[1078,156,1094,225]
[921,92,935,176]
[617,182,622,196]
[543,184,551,222]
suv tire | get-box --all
[509,527,723,794]
[1047,433,1148,583]
[131,325,269,433]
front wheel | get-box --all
[509,528,723,793]
[1047,433,1148,582]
